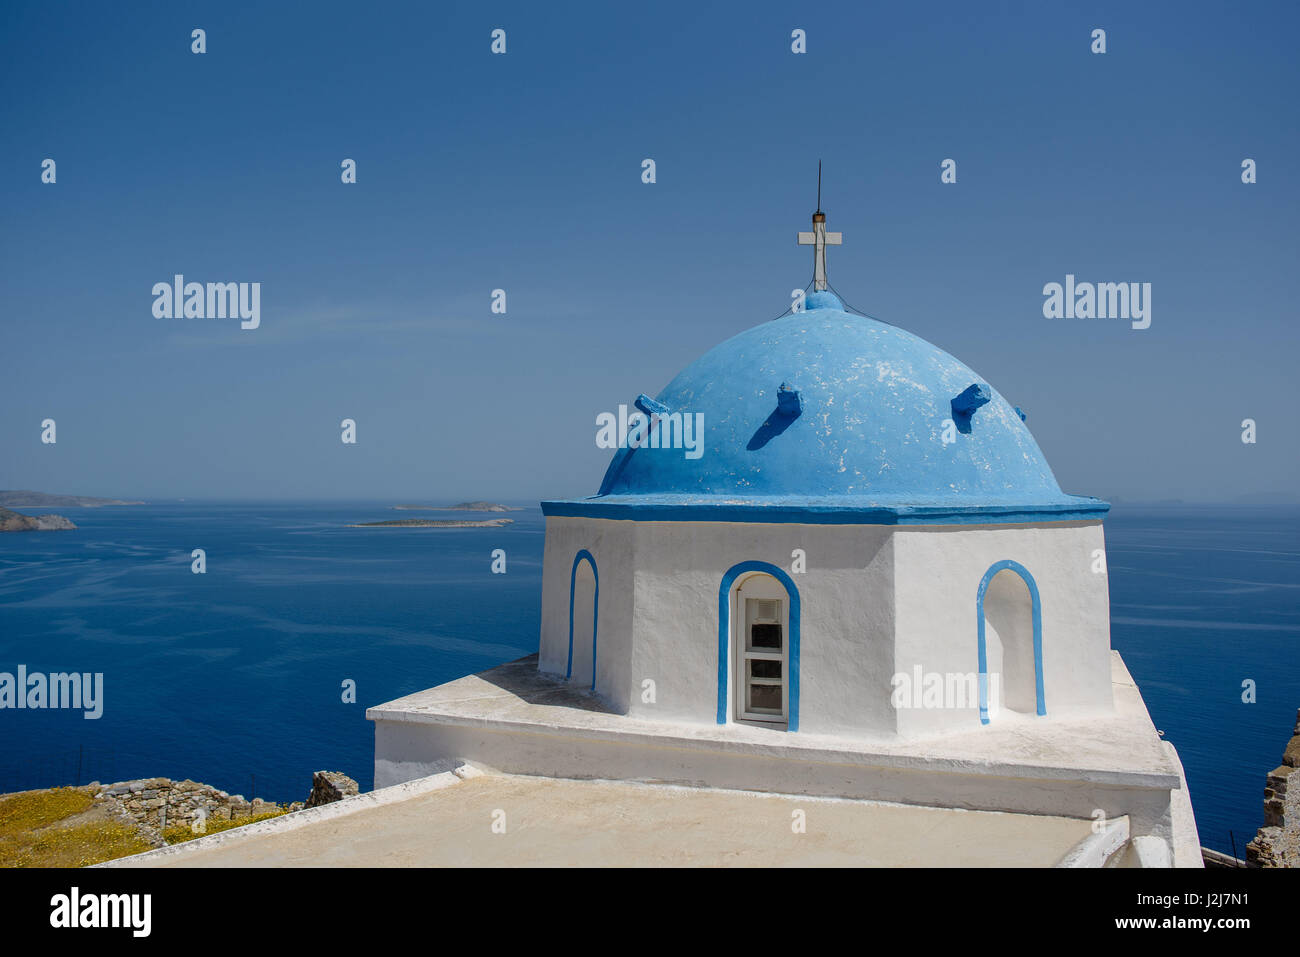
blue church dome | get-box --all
[546,291,1107,525]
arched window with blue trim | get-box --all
[976,560,1044,725]
[717,561,801,732]
[566,550,598,690]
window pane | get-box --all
[749,683,782,713]
[750,623,782,649]
[749,659,782,680]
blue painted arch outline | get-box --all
[566,549,599,689]
[975,559,1045,725]
[717,561,801,731]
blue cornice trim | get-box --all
[542,499,1109,526]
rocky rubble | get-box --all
[1246,708,1300,867]
[304,770,360,808]
[90,769,363,847]
[92,776,306,846]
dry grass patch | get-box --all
[0,787,153,867]
[0,786,93,832]
[162,809,288,845]
[1,819,153,868]
[0,785,298,866]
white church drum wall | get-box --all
[539,515,1112,740]
[624,520,897,736]
[538,516,636,712]
[891,521,1114,737]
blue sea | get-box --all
[0,502,1296,856]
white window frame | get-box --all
[732,574,789,726]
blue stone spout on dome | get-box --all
[595,394,673,497]
[748,382,803,451]
[635,393,671,418]
[776,383,803,417]
[951,383,992,434]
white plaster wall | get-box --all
[625,521,895,736]
[371,717,1177,843]
[540,516,1112,741]
[538,516,636,713]
[892,522,1113,737]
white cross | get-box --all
[797,212,842,292]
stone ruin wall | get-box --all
[1246,708,1300,867]
[91,770,359,847]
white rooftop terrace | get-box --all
[363,650,1200,866]
[101,651,1197,867]
[106,766,1106,868]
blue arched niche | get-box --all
[717,561,801,731]
[566,549,599,689]
[976,559,1045,725]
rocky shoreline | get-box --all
[392,501,520,512]
[0,490,143,507]
[0,506,76,532]
[351,517,513,528]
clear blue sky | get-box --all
[2,1,1296,503]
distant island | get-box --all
[0,506,76,532]
[392,502,520,512]
[350,518,514,528]
[0,490,144,507]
